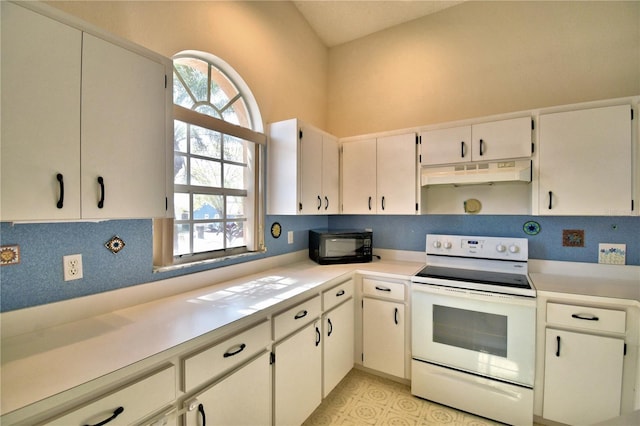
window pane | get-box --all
[224,164,246,190]
[224,135,246,163]
[193,194,223,219]
[174,59,209,104]
[195,104,221,119]
[174,121,187,153]
[227,196,245,218]
[225,221,244,248]
[174,193,190,220]
[190,125,221,159]
[191,158,221,187]
[174,154,187,184]
[174,223,191,256]
[173,73,192,108]
[194,222,224,252]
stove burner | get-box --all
[415,265,532,290]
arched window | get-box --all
[164,51,265,265]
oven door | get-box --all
[411,283,536,387]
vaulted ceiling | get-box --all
[293,1,464,47]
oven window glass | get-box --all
[433,305,507,357]
[323,238,360,257]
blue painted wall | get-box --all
[1,215,638,312]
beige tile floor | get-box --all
[303,368,507,426]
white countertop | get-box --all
[0,256,422,418]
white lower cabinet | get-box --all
[323,298,354,398]
[362,297,405,378]
[273,320,322,426]
[43,365,175,426]
[543,328,625,425]
[182,352,271,426]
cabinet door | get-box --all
[274,320,322,426]
[299,125,324,214]
[81,33,167,219]
[362,298,405,378]
[377,134,417,214]
[471,117,531,161]
[183,352,270,426]
[342,139,377,214]
[421,126,471,166]
[323,300,354,397]
[543,329,624,425]
[322,135,340,214]
[1,2,82,221]
[538,105,632,215]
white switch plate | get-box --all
[287,231,294,244]
[63,254,83,281]
[598,243,626,265]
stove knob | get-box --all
[432,241,442,249]
[443,241,453,249]
[509,244,520,254]
[496,244,507,253]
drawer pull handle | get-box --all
[375,286,391,292]
[336,289,345,297]
[97,176,105,209]
[223,343,246,358]
[294,310,308,320]
[84,406,124,426]
[571,313,599,321]
[56,173,64,208]
[198,403,206,426]
[556,335,561,357]
[327,318,333,337]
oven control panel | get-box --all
[426,234,528,261]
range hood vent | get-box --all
[421,160,532,186]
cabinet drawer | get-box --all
[45,365,175,425]
[274,295,321,341]
[362,278,405,301]
[184,320,270,392]
[547,303,626,333]
[323,280,354,311]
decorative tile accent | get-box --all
[562,229,584,247]
[599,243,626,265]
[105,235,126,254]
[523,220,541,235]
[0,245,20,266]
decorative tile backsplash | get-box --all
[598,243,626,265]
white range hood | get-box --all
[421,160,532,186]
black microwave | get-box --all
[309,229,373,265]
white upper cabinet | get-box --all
[267,119,340,214]
[538,104,633,215]
[1,2,82,221]
[81,34,167,219]
[1,2,170,221]
[342,133,417,214]
[421,117,532,166]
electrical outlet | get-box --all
[288,231,294,244]
[63,254,83,281]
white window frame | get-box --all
[154,51,265,270]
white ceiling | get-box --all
[293,1,465,47]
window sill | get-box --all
[153,248,267,274]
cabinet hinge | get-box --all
[164,74,167,89]
[165,197,168,211]
[270,352,276,364]
[419,154,422,163]
[299,129,303,140]
[624,343,627,356]
[299,202,303,211]
[531,143,535,154]
[415,203,419,212]
[531,118,535,130]
[632,200,635,211]
[631,108,634,120]
[415,135,419,145]
[361,353,364,362]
